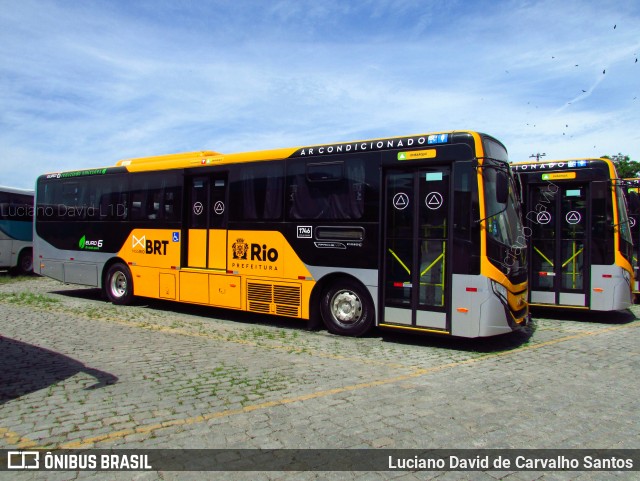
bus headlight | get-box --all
[490,279,508,301]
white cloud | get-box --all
[0,0,639,188]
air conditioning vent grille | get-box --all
[247,281,301,318]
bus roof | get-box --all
[114,131,492,170]
[0,185,35,195]
[512,157,610,166]
[40,130,497,176]
[511,158,617,180]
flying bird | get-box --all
[603,69,606,74]
[582,89,587,92]
[614,24,617,29]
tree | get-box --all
[601,153,640,178]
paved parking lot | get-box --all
[1,275,639,480]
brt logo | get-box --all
[132,234,168,255]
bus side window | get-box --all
[164,188,181,221]
[287,159,365,220]
[128,172,182,223]
[452,161,480,275]
[130,191,145,220]
[591,180,614,265]
[628,191,640,212]
[99,192,127,220]
[288,174,327,219]
[0,192,8,219]
[148,190,162,220]
[230,162,283,221]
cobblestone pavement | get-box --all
[1,275,639,480]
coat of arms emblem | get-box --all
[232,238,248,260]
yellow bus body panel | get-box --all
[187,229,207,268]
[116,228,314,318]
[227,230,312,280]
[121,229,182,268]
[208,229,227,270]
[179,271,210,303]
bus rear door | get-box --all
[184,174,228,271]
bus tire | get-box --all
[104,263,134,305]
[320,279,374,337]
[15,248,33,275]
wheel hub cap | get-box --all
[331,291,362,324]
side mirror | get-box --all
[496,171,509,204]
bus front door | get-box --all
[382,167,451,332]
[185,174,228,270]
[529,183,588,307]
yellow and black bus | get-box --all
[512,158,633,311]
[34,131,528,338]
[622,178,640,294]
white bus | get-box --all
[0,186,34,274]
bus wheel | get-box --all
[320,279,374,337]
[105,263,134,305]
[16,249,33,275]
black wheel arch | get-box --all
[101,257,128,289]
[311,272,376,336]
[11,247,34,275]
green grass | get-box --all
[169,363,292,404]
[0,292,60,307]
[0,274,33,284]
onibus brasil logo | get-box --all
[79,235,103,250]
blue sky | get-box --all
[1,0,639,189]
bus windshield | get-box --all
[512,158,633,311]
[615,182,633,263]
[482,162,526,278]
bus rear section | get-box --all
[34,131,528,339]
[0,186,34,275]
[513,159,633,311]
